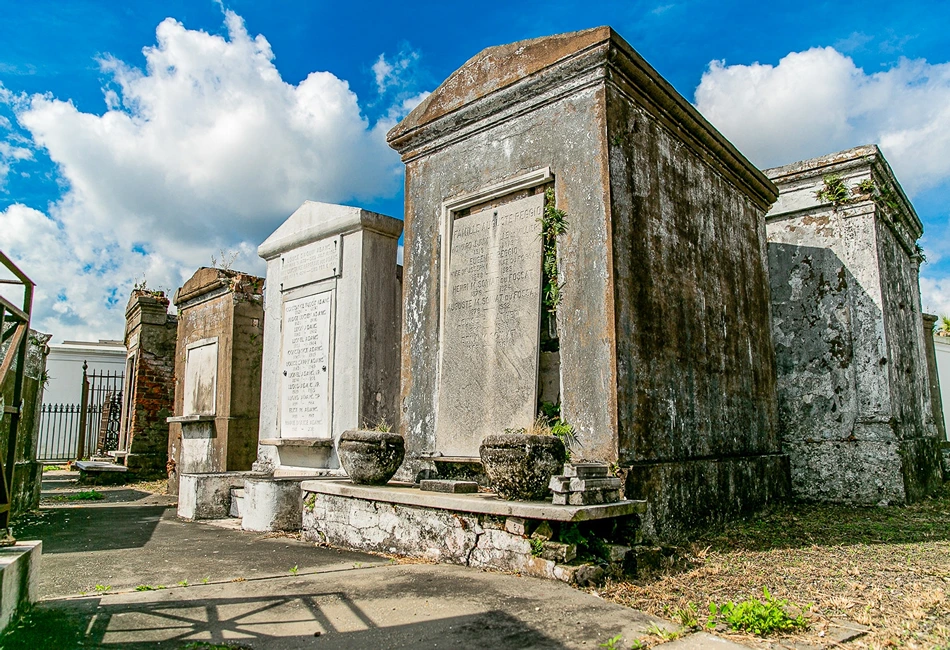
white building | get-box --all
[934,335,950,440]
[43,340,126,406]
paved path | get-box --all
[7,471,749,649]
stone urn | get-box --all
[338,430,405,485]
[479,434,567,500]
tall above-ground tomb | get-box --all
[387,26,790,540]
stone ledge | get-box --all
[167,414,216,423]
[260,438,334,448]
[0,541,40,634]
[75,461,127,473]
[300,479,645,522]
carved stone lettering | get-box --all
[281,236,341,291]
[435,193,545,457]
[280,291,332,438]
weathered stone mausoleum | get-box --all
[167,268,264,496]
[254,201,403,475]
[765,145,943,504]
[384,26,789,541]
[116,290,177,478]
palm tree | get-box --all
[936,315,950,337]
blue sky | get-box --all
[2,0,950,341]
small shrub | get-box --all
[710,587,808,636]
[815,174,852,207]
[529,538,545,557]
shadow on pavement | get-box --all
[5,593,566,649]
[14,505,167,554]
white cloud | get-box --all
[920,276,950,317]
[371,47,422,96]
[0,10,410,343]
[695,47,950,194]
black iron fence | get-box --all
[37,403,81,462]
[38,364,123,462]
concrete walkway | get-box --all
[9,471,749,649]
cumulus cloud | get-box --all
[695,47,950,194]
[372,47,422,95]
[0,10,417,342]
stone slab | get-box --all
[300,479,644,522]
[279,290,332,439]
[435,193,545,457]
[563,463,609,478]
[74,461,127,473]
[420,479,478,494]
[549,476,622,493]
[0,541,40,634]
[279,235,341,291]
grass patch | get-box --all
[41,465,63,472]
[0,605,88,649]
[600,482,950,647]
[49,490,105,502]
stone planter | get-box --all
[338,430,405,485]
[479,434,567,500]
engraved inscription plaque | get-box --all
[281,236,341,291]
[279,291,332,438]
[435,193,545,457]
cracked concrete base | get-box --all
[302,492,598,583]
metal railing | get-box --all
[37,365,124,462]
[37,403,82,462]
[0,251,34,541]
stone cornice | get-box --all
[386,27,777,208]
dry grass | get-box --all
[125,477,168,494]
[600,483,950,649]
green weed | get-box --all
[599,633,623,650]
[289,564,299,576]
[710,587,808,636]
[94,584,110,594]
[50,490,104,502]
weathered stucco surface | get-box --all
[167,268,264,495]
[302,490,616,583]
[0,330,49,516]
[120,292,177,479]
[388,27,787,541]
[765,145,942,504]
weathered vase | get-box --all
[338,430,405,485]
[479,434,567,500]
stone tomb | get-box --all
[167,267,264,504]
[385,27,789,541]
[765,145,943,504]
[255,201,403,474]
[115,290,177,478]
[241,202,402,532]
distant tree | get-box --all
[936,315,950,337]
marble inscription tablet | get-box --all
[280,290,332,438]
[435,193,545,457]
[281,236,341,291]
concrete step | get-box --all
[229,488,244,518]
